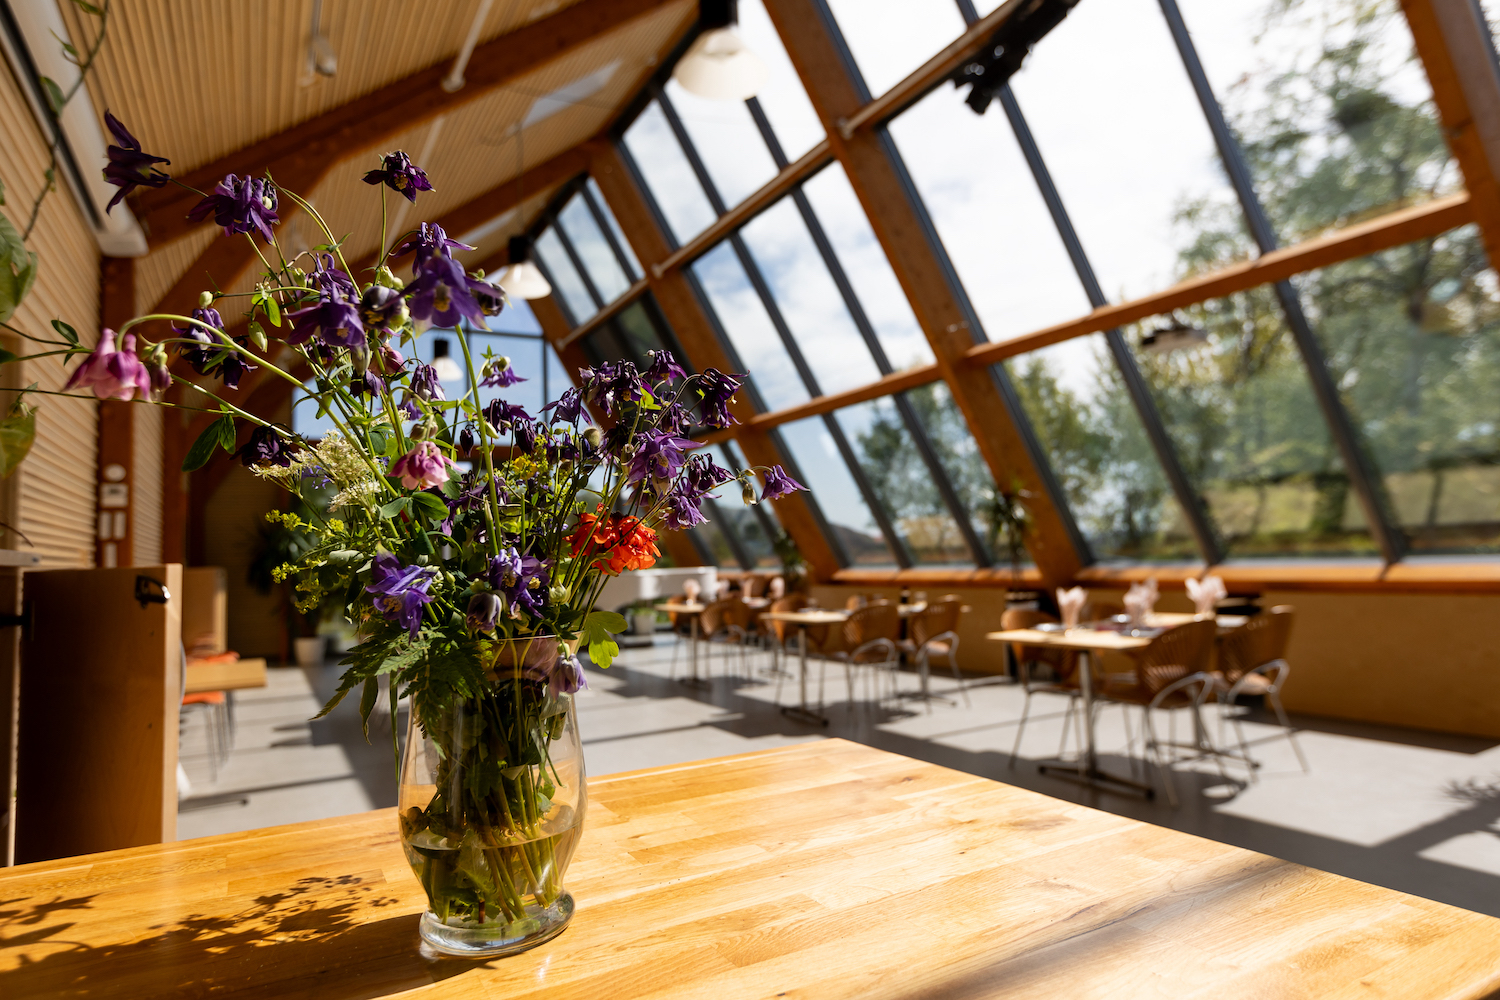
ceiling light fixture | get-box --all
[442,0,495,93]
[498,236,552,300]
[1140,315,1209,354]
[430,337,464,382]
[304,0,336,82]
[672,0,767,102]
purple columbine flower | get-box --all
[390,441,456,490]
[286,288,365,349]
[663,488,709,530]
[627,428,701,492]
[466,592,504,633]
[365,553,436,640]
[362,151,433,203]
[469,274,506,317]
[530,652,586,694]
[308,254,358,299]
[235,424,294,469]
[406,256,485,329]
[480,356,524,388]
[684,452,735,496]
[173,305,224,374]
[657,402,692,435]
[759,465,806,501]
[513,417,538,454]
[542,388,589,425]
[64,330,152,401]
[187,173,280,242]
[146,353,172,402]
[349,369,385,400]
[695,368,743,429]
[219,338,259,389]
[101,111,170,213]
[457,424,475,453]
[484,398,531,430]
[392,222,474,275]
[359,285,408,334]
[645,349,686,383]
[487,546,550,619]
[409,363,443,402]
[581,361,648,417]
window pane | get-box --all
[1007,0,1241,302]
[1177,0,1451,240]
[801,164,933,370]
[738,198,882,394]
[1005,337,1198,561]
[580,301,668,369]
[690,242,809,411]
[622,101,717,246]
[836,398,973,566]
[663,81,779,209]
[889,86,1090,342]
[903,381,1033,569]
[1123,292,1375,557]
[778,417,897,566]
[1301,226,1500,553]
[823,0,965,98]
[739,0,824,160]
[692,517,739,567]
[557,194,630,302]
[533,227,595,324]
[586,178,642,279]
[717,442,782,568]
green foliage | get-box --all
[182,414,235,472]
[0,393,37,480]
[582,610,625,669]
[0,213,38,325]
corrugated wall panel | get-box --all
[0,59,100,568]
[133,404,163,565]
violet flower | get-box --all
[581,361,647,417]
[365,553,436,640]
[542,388,589,425]
[760,465,806,501]
[480,356,525,388]
[409,363,443,402]
[187,173,280,241]
[487,547,550,619]
[390,441,455,490]
[532,653,586,694]
[362,151,433,203]
[219,338,258,389]
[406,256,486,329]
[645,349,686,383]
[466,592,504,633]
[286,288,365,349]
[236,424,293,468]
[173,305,224,374]
[685,453,735,495]
[308,254,358,299]
[392,222,473,275]
[663,489,709,530]
[359,285,408,334]
[484,398,531,430]
[469,274,507,318]
[627,428,701,492]
[101,111,170,213]
[457,425,475,453]
[695,368,743,429]
[63,330,152,401]
[349,369,385,400]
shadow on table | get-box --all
[0,874,491,1000]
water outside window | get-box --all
[776,417,898,566]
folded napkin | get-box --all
[1056,586,1087,629]
[1124,578,1160,625]
[1185,574,1227,617]
[682,579,701,602]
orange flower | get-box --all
[569,508,660,575]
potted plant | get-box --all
[0,123,808,957]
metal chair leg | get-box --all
[1009,689,1036,767]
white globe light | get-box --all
[672,27,767,101]
[498,261,552,300]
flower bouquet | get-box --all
[1,117,805,956]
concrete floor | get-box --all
[178,635,1500,918]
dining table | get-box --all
[986,612,1246,797]
[656,597,770,688]
[4,738,1498,999]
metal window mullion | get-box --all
[551,220,607,311]
[580,184,640,282]
[998,84,1225,565]
[657,89,731,215]
[1156,0,1406,563]
[528,253,577,329]
[612,137,685,252]
[822,413,914,568]
[702,496,754,569]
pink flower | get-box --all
[64,330,152,400]
[390,441,455,490]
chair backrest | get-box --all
[1001,608,1057,631]
[845,594,868,611]
[701,597,747,634]
[1133,618,1217,694]
[666,593,690,631]
[843,603,900,661]
[1218,605,1295,683]
[743,575,768,598]
[911,598,961,647]
[766,595,807,644]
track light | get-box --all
[1140,315,1209,354]
[498,236,552,300]
[430,338,463,381]
[672,0,767,102]
[304,0,336,82]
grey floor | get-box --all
[178,635,1500,918]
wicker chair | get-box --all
[902,597,967,708]
[1005,608,1083,766]
[1097,618,1219,806]
[763,595,811,702]
[1213,606,1308,775]
[828,603,902,708]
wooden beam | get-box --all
[962,192,1474,368]
[589,143,842,582]
[98,257,135,569]
[132,0,684,247]
[649,140,833,278]
[762,0,1083,589]
[1399,0,1500,267]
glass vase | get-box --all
[398,635,586,957]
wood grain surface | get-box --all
[184,658,268,695]
[2,739,1498,999]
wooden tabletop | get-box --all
[184,656,269,694]
[3,739,1497,999]
[988,613,1249,653]
[658,597,772,615]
